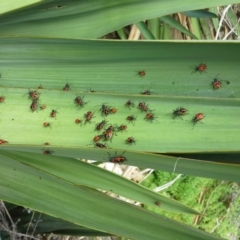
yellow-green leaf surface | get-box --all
[0,0,41,15]
[0,149,198,214]
[0,0,237,38]
[0,155,224,240]
[0,38,239,153]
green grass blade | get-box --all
[135,21,155,39]
[0,147,239,182]
[0,149,198,214]
[159,16,198,39]
[0,155,224,240]
[0,0,41,15]
[0,0,237,38]
[182,10,218,18]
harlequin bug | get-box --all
[88,142,108,148]
[117,124,127,131]
[138,102,150,112]
[0,96,5,103]
[74,96,88,108]
[95,120,107,131]
[44,142,50,145]
[40,104,46,110]
[170,107,188,120]
[93,135,103,142]
[140,85,154,95]
[192,63,207,74]
[126,115,137,125]
[63,83,70,91]
[99,104,111,116]
[42,149,54,155]
[145,112,158,123]
[43,122,52,128]
[0,139,8,144]
[50,109,58,118]
[110,107,117,114]
[75,118,82,124]
[210,75,230,90]
[27,90,40,100]
[136,70,146,77]
[126,137,136,145]
[103,125,117,141]
[192,113,204,124]
[30,100,38,112]
[84,111,95,124]
[125,100,135,109]
[107,151,127,164]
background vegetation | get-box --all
[0,1,239,240]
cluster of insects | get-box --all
[92,120,135,147]
[138,64,230,91]
[191,63,230,90]
[0,63,228,163]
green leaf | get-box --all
[159,16,198,39]
[0,155,223,240]
[0,149,198,214]
[182,10,218,18]
[0,38,239,154]
[0,0,236,38]
[0,0,41,15]
[0,147,239,182]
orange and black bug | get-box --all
[145,112,158,123]
[30,100,38,112]
[140,85,154,95]
[75,118,82,124]
[170,107,188,120]
[38,84,43,89]
[110,107,117,114]
[192,63,207,74]
[89,142,108,148]
[192,113,204,124]
[138,102,150,112]
[93,135,103,142]
[0,139,8,144]
[210,75,230,90]
[108,151,127,164]
[42,149,54,155]
[43,122,51,128]
[125,100,135,109]
[95,120,107,131]
[103,125,116,141]
[126,137,136,145]
[136,70,146,77]
[63,83,70,91]
[50,109,58,118]
[0,96,5,103]
[44,142,50,145]
[99,104,111,116]
[117,124,127,131]
[84,111,95,124]
[74,96,88,108]
[28,90,40,100]
[126,115,137,125]
[40,104,46,110]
